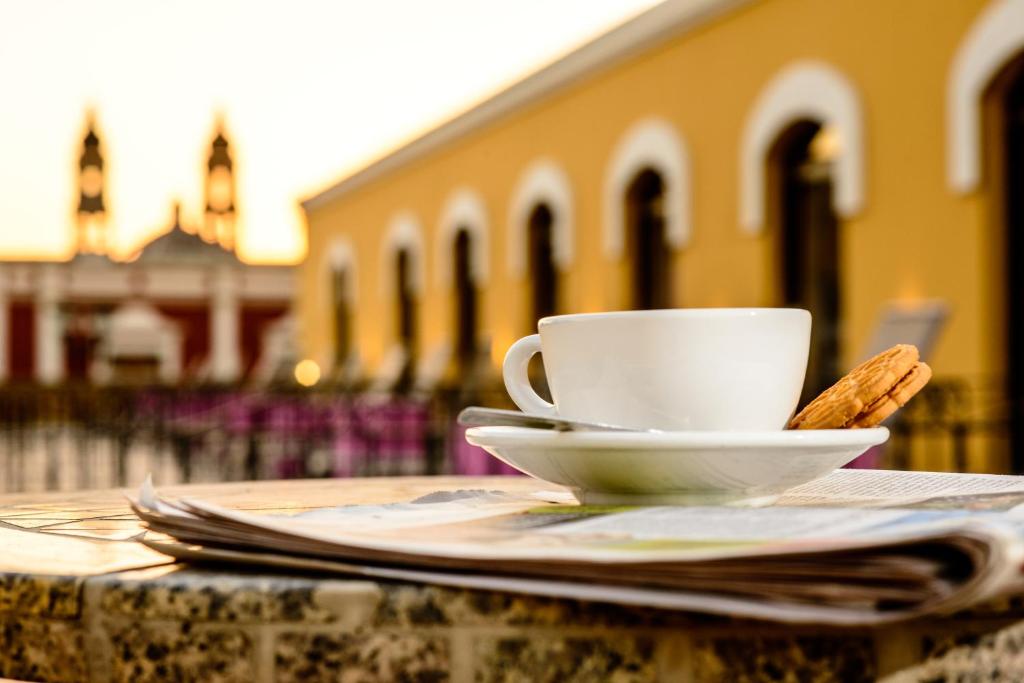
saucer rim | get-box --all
[465,425,889,450]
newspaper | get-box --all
[132,469,1024,625]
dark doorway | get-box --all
[771,120,842,405]
[240,305,288,378]
[64,333,94,381]
[625,168,670,309]
[396,248,416,354]
[453,228,478,371]
[62,304,102,382]
[395,248,417,390]
[8,302,35,381]
[526,203,558,402]
[527,203,558,324]
[992,53,1024,470]
[331,267,352,370]
[155,305,210,378]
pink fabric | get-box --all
[129,389,521,479]
[323,401,355,476]
[845,443,884,469]
[449,423,518,476]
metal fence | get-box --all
[883,378,1011,473]
[0,378,1013,494]
[0,384,517,494]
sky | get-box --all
[0,0,660,264]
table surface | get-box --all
[0,476,553,575]
[1,476,1023,683]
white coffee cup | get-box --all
[503,309,811,431]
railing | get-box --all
[0,377,1014,494]
[880,377,1012,473]
[0,384,517,494]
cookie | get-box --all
[847,362,932,428]
[788,344,921,430]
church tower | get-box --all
[203,121,236,251]
[76,113,107,255]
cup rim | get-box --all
[539,308,810,327]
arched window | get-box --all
[740,60,863,403]
[437,188,488,380]
[984,51,1024,468]
[380,211,425,383]
[453,228,478,367]
[508,158,573,333]
[739,61,864,233]
[604,118,691,257]
[331,265,352,368]
[526,203,558,324]
[947,0,1024,193]
[507,158,574,277]
[769,121,841,402]
[625,168,670,310]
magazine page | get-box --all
[135,507,1022,625]
[139,485,982,565]
[132,469,1024,624]
[131,476,1024,622]
[777,469,1024,510]
[135,470,1024,564]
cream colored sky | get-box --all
[0,0,659,264]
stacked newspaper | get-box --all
[132,469,1024,625]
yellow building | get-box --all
[300,0,1024,472]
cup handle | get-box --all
[502,334,557,416]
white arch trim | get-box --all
[324,237,357,304]
[739,60,865,233]
[948,0,1024,194]
[603,117,692,257]
[507,158,574,276]
[379,211,426,299]
[436,187,489,288]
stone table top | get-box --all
[1,476,1024,682]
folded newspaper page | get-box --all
[132,469,1024,625]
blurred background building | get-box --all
[300,0,1024,475]
[0,118,294,386]
[2,0,1024,492]
[0,118,304,493]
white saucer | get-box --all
[465,426,889,505]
